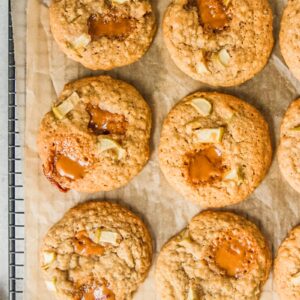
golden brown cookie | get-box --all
[163,0,273,86]
[156,211,271,300]
[37,76,151,193]
[49,0,156,70]
[274,225,300,300]
[40,201,152,300]
[280,0,300,82]
[159,92,272,207]
[278,99,300,193]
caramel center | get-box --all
[189,147,222,184]
[88,14,133,40]
[87,105,127,135]
[82,285,115,300]
[215,237,250,277]
[74,231,104,256]
[197,0,228,29]
[76,279,115,300]
[56,155,85,180]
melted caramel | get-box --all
[214,237,254,278]
[86,104,127,135]
[82,285,115,300]
[197,0,228,29]
[88,14,133,40]
[43,157,69,193]
[189,147,222,184]
[55,155,85,180]
[74,231,104,256]
[76,279,115,300]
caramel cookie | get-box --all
[40,201,152,300]
[159,92,272,207]
[278,99,300,193]
[280,0,300,82]
[163,0,273,86]
[37,76,151,193]
[275,226,300,300]
[49,0,156,70]
[156,211,271,300]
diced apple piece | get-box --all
[72,34,91,49]
[223,168,243,185]
[196,61,210,74]
[45,278,57,292]
[42,251,56,269]
[97,137,126,160]
[190,98,212,117]
[52,92,80,120]
[185,119,202,134]
[89,228,101,244]
[291,126,300,131]
[99,230,119,245]
[195,127,224,143]
[291,272,300,285]
[187,286,199,300]
[222,0,231,7]
[218,49,230,66]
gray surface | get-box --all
[0,0,9,298]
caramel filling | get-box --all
[55,155,86,180]
[197,0,228,29]
[82,285,115,300]
[188,147,222,184]
[87,104,127,135]
[74,231,104,256]
[214,236,255,278]
[88,14,133,40]
[75,279,115,300]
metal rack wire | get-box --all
[8,1,25,299]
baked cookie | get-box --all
[278,99,300,193]
[40,201,152,300]
[159,92,272,207]
[274,226,300,300]
[163,0,273,86]
[156,211,271,300]
[280,0,300,82]
[37,76,151,193]
[49,0,156,70]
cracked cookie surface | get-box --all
[278,99,300,193]
[37,76,151,193]
[158,92,272,207]
[274,226,300,300]
[280,0,300,82]
[163,0,273,86]
[156,211,271,300]
[49,0,156,70]
[40,201,152,300]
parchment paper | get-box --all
[19,0,300,298]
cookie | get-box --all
[278,99,300,193]
[40,201,152,300]
[274,226,300,300]
[156,211,271,300]
[163,0,273,86]
[49,0,156,70]
[159,92,272,207]
[37,76,151,193]
[280,0,300,82]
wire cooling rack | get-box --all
[8,1,25,299]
